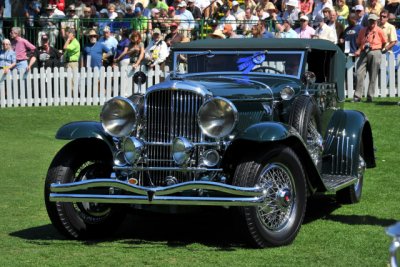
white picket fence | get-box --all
[0,54,399,108]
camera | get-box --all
[364,42,370,53]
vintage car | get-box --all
[45,39,376,247]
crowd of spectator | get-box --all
[0,0,399,101]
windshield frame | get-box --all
[172,50,306,79]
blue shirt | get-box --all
[344,24,362,54]
[281,29,298,39]
[83,42,110,68]
[0,49,16,68]
[99,36,118,54]
[116,38,131,61]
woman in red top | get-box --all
[299,0,313,19]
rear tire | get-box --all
[232,145,307,247]
[44,140,126,239]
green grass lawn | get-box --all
[0,99,399,266]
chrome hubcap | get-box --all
[257,163,295,231]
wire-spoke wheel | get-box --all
[233,145,307,247]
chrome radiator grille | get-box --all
[145,89,204,185]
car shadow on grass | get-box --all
[305,194,397,227]
[9,207,248,250]
[10,196,396,248]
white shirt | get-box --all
[145,39,169,66]
[218,14,237,31]
[315,23,337,44]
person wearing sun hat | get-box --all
[61,4,79,40]
[281,0,300,23]
[82,29,110,68]
[27,34,61,70]
[209,29,226,39]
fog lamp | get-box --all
[172,137,194,166]
[202,149,220,167]
[123,137,144,164]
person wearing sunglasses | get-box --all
[0,39,16,74]
[378,9,397,53]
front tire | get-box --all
[233,145,307,247]
[44,140,126,239]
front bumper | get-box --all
[50,179,266,207]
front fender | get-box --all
[322,110,375,177]
[223,122,327,193]
[56,121,114,150]
[237,122,300,142]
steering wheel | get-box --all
[252,66,284,74]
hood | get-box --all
[147,74,301,100]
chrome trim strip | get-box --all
[143,141,221,147]
[50,179,263,197]
[49,194,265,206]
[114,166,223,172]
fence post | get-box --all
[54,67,60,106]
[0,71,5,108]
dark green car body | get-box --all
[48,38,375,246]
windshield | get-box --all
[173,51,305,79]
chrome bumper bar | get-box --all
[50,179,266,207]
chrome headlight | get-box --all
[280,86,295,100]
[101,97,138,137]
[122,137,144,164]
[172,137,194,166]
[197,97,238,139]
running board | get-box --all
[321,174,358,192]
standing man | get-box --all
[9,27,36,72]
[63,28,80,70]
[353,13,386,102]
[27,34,61,70]
[379,9,397,53]
[98,26,118,68]
[83,29,110,69]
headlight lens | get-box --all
[197,97,238,139]
[101,97,138,137]
[172,137,194,166]
[280,86,295,100]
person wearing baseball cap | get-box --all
[176,1,196,31]
[353,12,387,103]
[353,5,368,27]
[28,34,61,70]
[294,15,315,38]
[231,1,245,21]
[144,28,169,70]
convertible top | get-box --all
[172,38,344,53]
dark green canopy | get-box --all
[172,38,346,100]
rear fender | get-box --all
[322,110,375,177]
[223,122,327,193]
